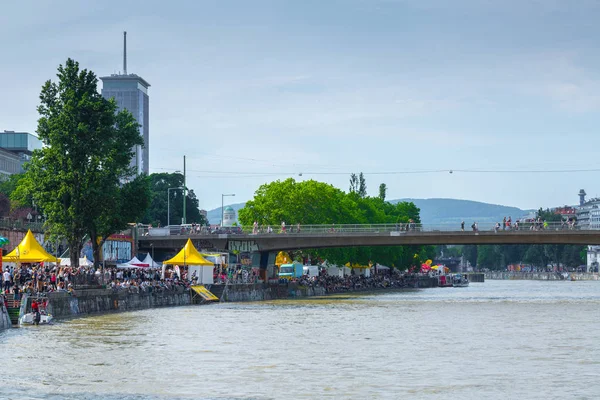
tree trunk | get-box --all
[91,236,101,270]
[69,239,79,269]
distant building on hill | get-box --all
[576,198,600,230]
[222,206,236,227]
[552,206,577,220]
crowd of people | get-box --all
[282,269,415,292]
[461,217,577,233]
[0,263,197,299]
[2,264,83,300]
[1,261,419,301]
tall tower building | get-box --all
[579,189,587,206]
[100,31,150,175]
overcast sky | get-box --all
[2,0,600,211]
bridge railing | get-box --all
[137,221,580,238]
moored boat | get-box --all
[19,311,53,326]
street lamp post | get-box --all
[221,193,236,227]
[167,187,186,226]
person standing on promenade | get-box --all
[461,221,465,231]
[3,268,10,293]
[502,217,506,231]
[281,221,286,233]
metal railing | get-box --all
[137,221,583,238]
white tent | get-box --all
[321,261,345,278]
[59,257,93,267]
[117,256,150,269]
[374,264,391,274]
[141,253,161,268]
[188,265,214,284]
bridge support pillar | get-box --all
[258,251,270,281]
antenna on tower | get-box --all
[123,31,127,75]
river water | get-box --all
[1,280,599,400]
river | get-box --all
[1,280,599,400]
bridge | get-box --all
[137,222,600,254]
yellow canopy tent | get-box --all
[163,239,213,266]
[163,239,214,284]
[431,265,450,273]
[275,251,291,267]
[344,262,371,277]
[344,262,372,269]
[4,230,59,263]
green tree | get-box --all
[358,172,367,198]
[349,173,358,193]
[463,245,478,268]
[142,172,207,227]
[14,58,150,268]
[238,177,429,267]
[378,183,387,201]
[536,207,562,222]
[0,174,24,198]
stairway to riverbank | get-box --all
[4,294,21,325]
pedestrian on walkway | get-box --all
[3,268,11,293]
[461,221,465,231]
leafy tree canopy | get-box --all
[13,58,150,267]
[238,177,429,267]
[141,172,207,227]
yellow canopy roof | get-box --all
[344,262,371,269]
[4,230,59,263]
[163,239,214,266]
[275,251,291,266]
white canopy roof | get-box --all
[117,256,150,269]
[59,257,93,267]
[141,253,161,268]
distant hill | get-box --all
[206,198,533,226]
[392,198,533,225]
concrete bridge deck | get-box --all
[137,223,600,253]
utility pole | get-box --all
[183,155,186,224]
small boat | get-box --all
[19,311,54,326]
[453,274,469,287]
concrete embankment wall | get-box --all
[45,288,191,319]
[464,273,485,282]
[213,283,327,302]
[485,271,599,281]
[0,295,12,331]
[39,276,442,321]
[213,276,439,302]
